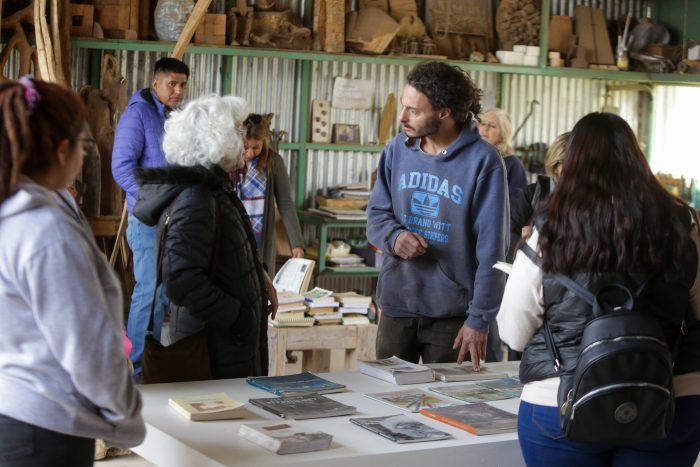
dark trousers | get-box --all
[376,314,464,364]
[0,414,94,467]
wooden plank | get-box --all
[267,326,287,376]
[284,325,357,349]
[87,215,121,236]
[171,0,213,60]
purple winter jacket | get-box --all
[112,88,168,212]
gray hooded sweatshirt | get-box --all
[0,178,145,446]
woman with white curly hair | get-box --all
[133,94,278,379]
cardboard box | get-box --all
[574,6,614,65]
[195,14,226,45]
[548,16,573,54]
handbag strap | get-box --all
[147,193,222,335]
[520,243,564,373]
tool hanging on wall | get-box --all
[512,99,540,141]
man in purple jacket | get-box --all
[112,57,189,380]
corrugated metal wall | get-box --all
[227,56,299,141]
[551,0,644,18]
[502,75,641,149]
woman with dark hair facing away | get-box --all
[134,95,278,379]
[231,113,304,276]
[0,78,145,466]
[498,112,700,466]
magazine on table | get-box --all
[428,383,517,403]
[425,363,509,382]
[246,372,346,396]
[249,393,357,420]
[420,402,518,436]
[239,421,333,454]
[359,356,434,384]
[350,414,453,443]
[364,388,456,413]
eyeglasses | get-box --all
[243,114,263,126]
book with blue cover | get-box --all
[246,372,346,396]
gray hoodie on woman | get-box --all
[0,178,144,446]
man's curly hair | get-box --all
[406,61,482,126]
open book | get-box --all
[273,258,315,294]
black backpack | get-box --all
[521,244,683,444]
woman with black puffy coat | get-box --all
[134,94,278,379]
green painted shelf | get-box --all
[71,38,700,87]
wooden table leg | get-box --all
[267,327,287,376]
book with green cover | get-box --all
[476,377,524,397]
[428,383,516,403]
[365,389,456,413]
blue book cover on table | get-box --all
[246,372,346,396]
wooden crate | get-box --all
[268,324,377,375]
[195,14,226,45]
[93,0,138,39]
[70,4,94,37]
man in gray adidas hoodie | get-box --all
[367,61,509,368]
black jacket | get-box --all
[520,210,699,383]
[508,175,554,262]
[134,165,268,378]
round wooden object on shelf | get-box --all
[495,0,540,50]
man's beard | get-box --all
[406,114,441,138]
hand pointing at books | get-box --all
[453,325,488,371]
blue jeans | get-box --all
[126,213,166,379]
[0,414,94,467]
[518,397,700,467]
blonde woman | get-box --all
[479,108,528,208]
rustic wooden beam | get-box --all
[171,0,213,60]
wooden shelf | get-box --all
[71,38,700,87]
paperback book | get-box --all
[350,414,453,444]
[420,402,518,435]
[425,363,509,382]
[428,383,516,403]
[239,421,333,455]
[249,393,357,420]
[273,258,315,294]
[359,356,434,384]
[365,389,456,413]
[167,393,247,421]
[246,372,346,396]
[476,377,524,397]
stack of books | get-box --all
[308,206,368,221]
[303,287,341,325]
[359,356,435,385]
[269,291,315,328]
[333,291,372,325]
